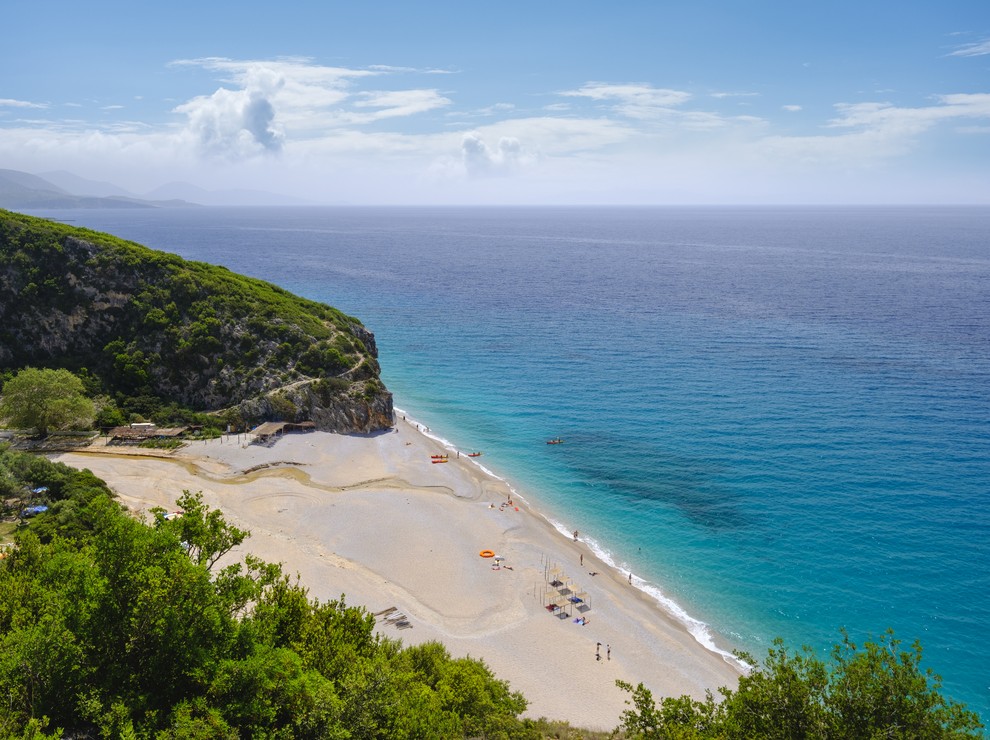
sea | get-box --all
[29,205,990,722]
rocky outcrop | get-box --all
[235,379,393,434]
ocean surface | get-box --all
[31,205,990,721]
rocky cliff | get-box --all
[0,209,393,433]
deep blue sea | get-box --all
[32,205,990,721]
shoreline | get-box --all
[397,406,748,672]
[55,415,742,730]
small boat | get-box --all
[432,458,449,464]
[546,438,564,445]
[467,452,483,457]
[430,454,448,459]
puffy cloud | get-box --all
[782,105,803,112]
[461,133,528,177]
[175,86,284,158]
[170,57,454,152]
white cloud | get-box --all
[469,102,516,117]
[167,57,457,153]
[561,82,692,118]
[711,91,759,99]
[349,89,451,121]
[828,93,990,134]
[3,54,988,204]
[174,86,284,158]
[460,133,528,177]
[757,93,990,166]
[558,82,763,132]
[368,64,455,75]
[0,98,47,109]
[949,38,990,57]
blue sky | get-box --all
[2,0,989,204]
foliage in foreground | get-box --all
[617,633,984,739]
[0,444,983,738]
[0,446,531,738]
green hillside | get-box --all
[0,209,392,431]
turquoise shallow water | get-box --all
[33,205,990,720]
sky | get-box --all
[2,0,989,205]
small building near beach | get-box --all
[250,420,316,444]
[107,424,188,445]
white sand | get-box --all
[56,418,740,731]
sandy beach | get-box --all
[55,417,741,731]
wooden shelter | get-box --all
[107,425,187,445]
[250,421,316,443]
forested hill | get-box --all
[0,209,393,432]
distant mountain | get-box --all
[146,181,319,206]
[40,170,136,198]
[0,169,70,194]
[0,169,195,209]
[0,169,318,209]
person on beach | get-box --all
[607,644,611,661]
[628,573,632,585]
[573,530,579,542]
[580,554,583,566]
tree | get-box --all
[152,490,249,571]
[0,368,95,436]
[616,633,984,739]
[0,457,538,738]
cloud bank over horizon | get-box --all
[2,4,988,205]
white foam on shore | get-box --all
[395,405,748,674]
[543,516,748,672]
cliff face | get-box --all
[237,379,394,434]
[0,209,393,433]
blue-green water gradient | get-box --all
[32,205,990,720]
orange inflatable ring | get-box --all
[479,549,495,558]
